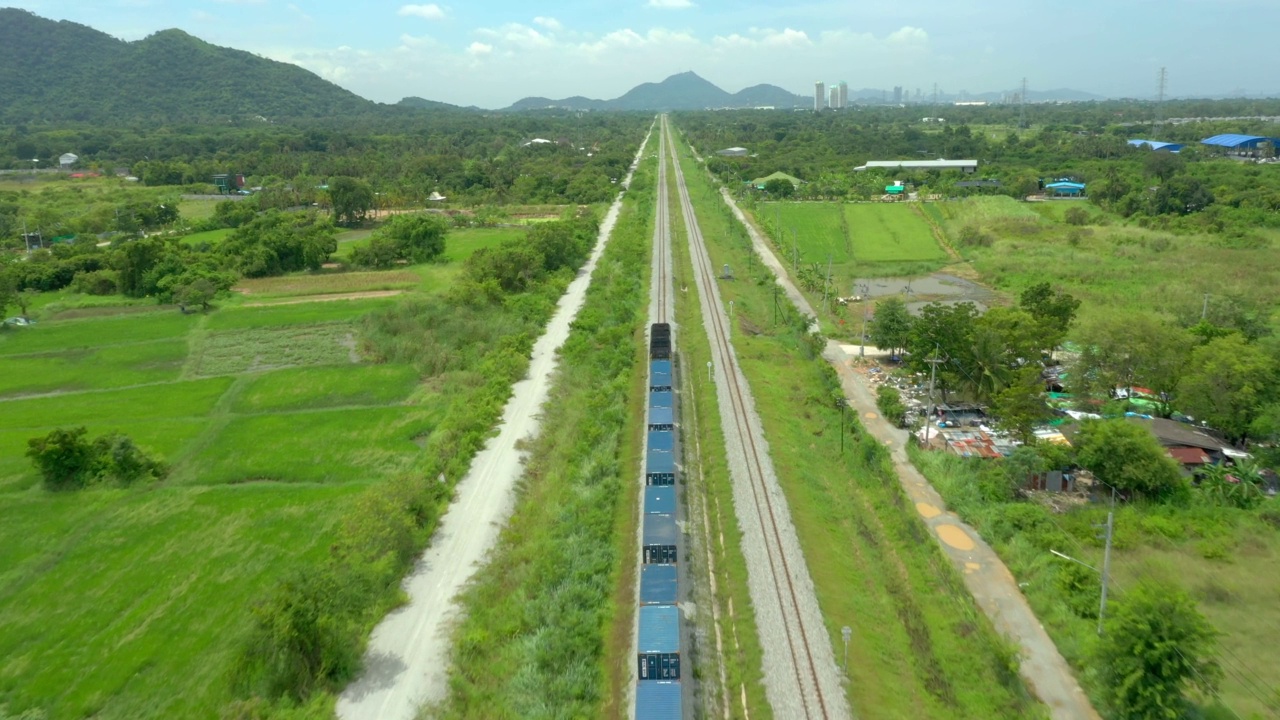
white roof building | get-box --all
[855,159,978,173]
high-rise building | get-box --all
[814,81,826,110]
[838,81,848,109]
[893,86,903,104]
[830,86,838,109]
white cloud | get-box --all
[532,16,562,32]
[467,42,493,56]
[647,0,694,7]
[191,10,216,23]
[887,26,928,44]
[397,4,446,21]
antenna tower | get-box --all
[1156,66,1168,130]
[1018,77,1028,128]
[932,82,938,110]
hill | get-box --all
[506,71,808,111]
[0,8,378,123]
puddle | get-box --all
[853,273,998,315]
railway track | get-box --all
[653,122,670,324]
[662,116,846,719]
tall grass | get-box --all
[436,171,651,719]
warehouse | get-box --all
[1128,139,1183,152]
[855,158,978,173]
[1200,133,1279,158]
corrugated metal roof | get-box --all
[643,513,678,545]
[856,159,978,171]
[1201,133,1279,148]
[645,485,677,514]
[635,680,682,720]
[638,605,681,653]
[650,390,673,408]
[1168,447,1211,465]
[1045,181,1086,190]
[646,450,675,475]
[1128,139,1183,151]
[639,565,678,605]
[648,430,674,453]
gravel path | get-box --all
[715,183,1100,720]
[336,130,653,720]
[668,119,850,720]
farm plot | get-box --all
[845,204,947,263]
[766,202,852,263]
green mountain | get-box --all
[0,8,380,124]
[506,71,808,111]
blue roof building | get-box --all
[1128,139,1183,152]
[1200,133,1280,149]
[1045,180,1086,197]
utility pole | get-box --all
[841,625,852,674]
[923,347,944,445]
[1018,77,1028,129]
[1097,504,1115,635]
[1156,67,1168,132]
[856,282,870,359]
[1201,292,1210,320]
[822,254,833,313]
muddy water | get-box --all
[853,272,998,314]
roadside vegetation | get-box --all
[433,160,653,719]
[671,129,1045,718]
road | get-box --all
[667,117,851,720]
[714,178,1101,720]
[335,128,654,720]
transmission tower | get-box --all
[1155,66,1168,131]
[1018,77,1028,128]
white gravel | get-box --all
[336,128,654,720]
[667,120,851,720]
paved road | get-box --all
[715,183,1101,720]
[335,131,653,720]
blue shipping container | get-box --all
[635,680,682,720]
[638,605,681,653]
[648,430,674,453]
[648,405,674,429]
[650,390,674,408]
[640,564,678,605]
[643,513,678,545]
[644,485,676,514]
[646,450,675,476]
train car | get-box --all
[642,513,678,563]
[650,323,671,360]
[636,680,682,720]
[639,564,678,605]
[646,441,676,485]
[638,604,681,680]
[644,484,676,514]
[650,359,673,391]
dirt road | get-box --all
[335,131,653,720]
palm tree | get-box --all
[963,329,1013,402]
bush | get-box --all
[26,427,167,490]
[957,224,994,247]
[1063,206,1090,226]
[876,385,907,427]
[70,269,120,295]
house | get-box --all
[716,147,748,157]
[1045,180,1086,197]
[1128,139,1183,153]
[856,159,978,174]
[1126,416,1228,469]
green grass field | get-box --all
[0,242,499,717]
[179,227,234,246]
[845,204,947,262]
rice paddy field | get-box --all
[762,202,947,267]
[0,224,534,718]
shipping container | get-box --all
[643,513,678,563]
[638,604,681,679]
[649,390,673,408]
[648,430,674,453]
[635,680,682,720]
[645,449,676,485]
[639,564,678,605]
[644,485,676,514]
[647,404,674,432]
[649,359,673,391]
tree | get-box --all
[384,214,449,264]
[26,426,95,490]
[1152,175,1214,215]
[1070,312,1190,415]
[15,288,38,318]
[991,367,1050,442]
[1178,334,1275,444]
[173,277,217,312]
[328,176,374,226]
[1197,461,1266,510]
[763,177,795,198]
[867,296,912,354]
[1019,282,1080,352]
[875,385,907,427]
[1074,419,1185,500]
[1094,584,1220,719]
[907,301,978,401]
[1143,151,1185,182]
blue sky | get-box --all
[8,0,1279,107]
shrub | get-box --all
[957,224,994,247]
[70,269,119,295]
[26,427,167,490]
[875,385,907,427]
[1063,206,1090,226]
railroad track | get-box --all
[662,115,840,719]
[653,122,670,324]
